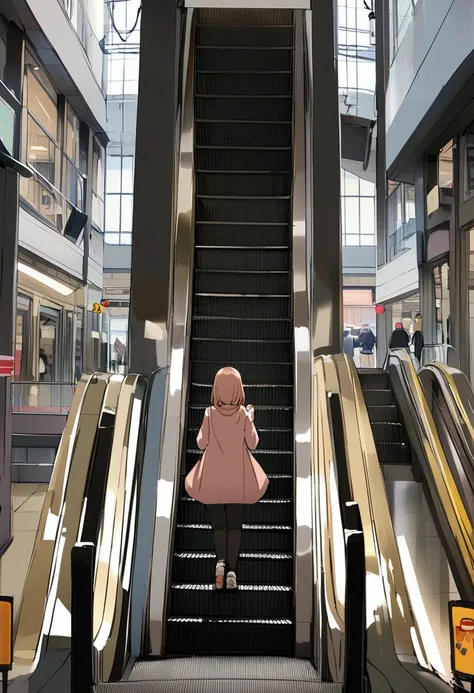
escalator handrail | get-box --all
[343,502,366,693]
[386,349,474,593]
[421,362,474,463]
[71,542,95,693]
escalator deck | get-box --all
[166,9,295,656]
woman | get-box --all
[185,367,268,590]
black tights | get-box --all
[206,503,244,573]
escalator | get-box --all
[166,7,295,656]
[358,354,474,678]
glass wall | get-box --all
[57,0,105,89]
[92,137,105,230]
[433,262,451,345]
[390,0,420,59]
[20,50,87,237]
[387,181,416,259]
[341,169,376,246]
[104,0,140,247]
[15,295,32,381]
[337,0,376,110]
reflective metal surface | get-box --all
[94,375,145,681]
[388,349,474,597]
[313,355,453,692]
[13,373,97,674]
[292,10,313,659]
[148,9,196,657]
[185,1,311,8]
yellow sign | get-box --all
[92,302,103,314]
[0,596,13,669]
[450,601,474,681]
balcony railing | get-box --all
[12,381,75,415]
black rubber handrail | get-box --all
[71,542,95,693]
[328,393,367,693]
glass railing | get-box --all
[420,344,455,367]
[12,381,75,414]
[388,218,416,260]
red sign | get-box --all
[0,356,14,377]
[375,305,385,315]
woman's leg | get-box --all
[225,504,244,574]
[206,504,227,562]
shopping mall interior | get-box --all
[0,0,473,691]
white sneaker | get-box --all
[226,571,237,590]
[215,560,225,590]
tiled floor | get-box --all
[1,483,47,621]
[385,470,458,679]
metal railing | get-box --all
[11,381,75,414]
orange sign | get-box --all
[0,596,13,669]
[450,601,474,681]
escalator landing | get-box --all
[95,657,342,693]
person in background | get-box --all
[342,329,355,359]
[412,313,424,362]
[359,322,376,368]
[388,322,410,350]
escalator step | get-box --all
[196,223,290,247]
[187,426,293,451]
[196,25,293,48]
[198,8,293,26]
[193,294,290,318]
[166,618,293,656]
[196,122,292,149]
[180,473,292,499]
[192,316,291,340]
[367,405,399,423]
[188,405,293,429]
[196,48,292,74]
[370,422,404,443]
[196,147,292,173]
[178,497,292,525]
[190,338,292,363]
[194,270,290,295]
[196,248,290,272]
[375,442,411,464]
[196,95,292,121]
[185,450,293,476]
[170,583,292,618]
[190,383,293,406]
[363,389,394,406]
[196,72,292,96]
[172,551,292,585]
[174,523,293,552]
[359,372,390,390]
[196,171,292,197]
[190,360,293,385]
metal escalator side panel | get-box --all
[148,8,196,658]
[388,349,474,598]
[292,10,313,659]
[13,372,104,673]
[93,375,146,682]
[333,356,428,675]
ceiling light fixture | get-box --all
[18,262,74,296]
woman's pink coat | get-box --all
[185,405,269,504]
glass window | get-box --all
[26,115,57,185]
[105,194,120,232]
[27,69,57,140]
[14,294,32,380]
[405,185,415,222]
[64,311,74,382]
[106,152,122,193]
[39,305,60,382]
[121,156,134,193]
[345,197,360,235]
[360,197,375,236]
[344,171,359,196]
[63,155,83,209]
[121,195,133,232]
[433,263,450,345]
[65,106,80,166]
[438,140,453,190]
